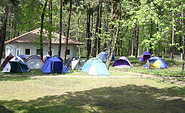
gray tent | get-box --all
[26,56,44,69]
[65,57,85,70]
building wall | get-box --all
[5,43,77,59]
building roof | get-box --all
[5,28,83,45]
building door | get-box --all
[16,49,20,56]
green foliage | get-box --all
[2,0,185,60]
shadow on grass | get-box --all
[0,69,70,81]
[0,85,185,113]
[0,105,13,113]
[0,76,32,81]
[0,70,44,76]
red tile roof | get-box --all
[5,28,83,45]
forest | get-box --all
[0,0,185,69]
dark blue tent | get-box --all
[41,57,68,73]
[138,52,152,61]
[53,55,63,61]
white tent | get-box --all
[26,57,44,69]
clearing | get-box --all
[0,71,185,113]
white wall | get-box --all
[5,43,77,59]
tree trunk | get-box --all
[135,24,139,58]
[92,0,100,57]
[86,3,91,60]
[64,0,72,61]
[171,11,175,60]
[0,4,9,64]
[58,0,63,56]
[13,19,17,38]
[48,0,52,56]
[103,4,109,51]
[39,1,48,59]
[181,4,185,71]
[77,11,81,57]
[116,2,122,56]
[131,28,135,56]
[106,1,120,69]
[97,0,102,54]
[149,20,153,54]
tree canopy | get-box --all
[0,0,185,69]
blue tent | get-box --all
[41,57,68,73]
[82,58,110,76]
[138,52,152,61]
[144,57,168,69]
[96,52,108,61]
[96,52,115,61]
[19,54,26,59]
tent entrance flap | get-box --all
[52,61,63,73]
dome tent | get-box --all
[2,57,29,73]
[26,55,44,69]
[1,53,14,69]
[65,57,85,70]
[96,52,115,61]
[82,58,110,76]
[144,57,168,69]
[41,57,68,73]
[96,52,108,61]
[112,56,133,68]
[138,52,152,61]
[43,53,51,62]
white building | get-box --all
[4,28,83,58]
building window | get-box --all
[66,49,70,55]
[25,49,30,55]
[36,49,40,55]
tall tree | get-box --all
[92,0,100,57]
[149,20,153,54]
[86,2,92,60]
[106,0,120,69]
[171,10,175,60]
[0,4,9,65]
[39,0,48,59]
[0,0,19,64]
[97,0,102,54]
[48,0,52,56]
[64,0,72,61]
[181,1,185,71]
[58,0,63,56]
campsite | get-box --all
[0,0,185,113]
[0,56,185,113]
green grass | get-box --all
[0,75,184,113]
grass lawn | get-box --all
[0,57,185,113]
[0,70,185,113]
